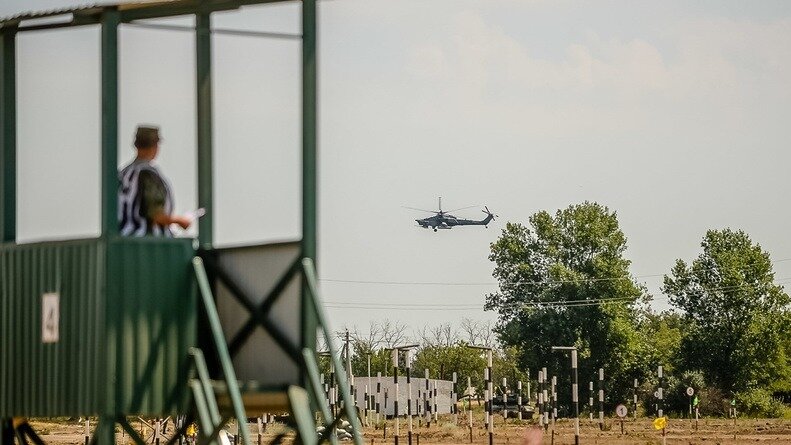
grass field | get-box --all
[27,414,791,445]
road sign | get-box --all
[616,404,628,418]
[686,387,694,396]
[653,391,659,398]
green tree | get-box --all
[485,202,647,408]
[663,229,791,394]
[634,311,683,379]
[411,343,487,390]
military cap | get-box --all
[134,125,161,148]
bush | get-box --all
[734,388,787,418]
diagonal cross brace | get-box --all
[201,253,303,365]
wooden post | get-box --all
[598,368,604,430]
[407,352,412,445]
[467,376,473,442]
[377,371,382,424]
[517,381,523,421]
[433,381,438,423]
[502,377,508,421]
[487,350,493,445]
[538,370,545,429]
[424,369,431,428]
[392,349,400,445]
[452,372,458,425]
[657,366,664,418]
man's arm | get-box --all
[152,212,191,230]
[139,170,191,229]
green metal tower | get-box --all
[0,1,358,444]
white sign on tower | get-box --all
[41,292,60,343]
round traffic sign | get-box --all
[616,404,628,418]
[686,387,694,396]
[653,391,659,398]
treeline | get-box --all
[329,319,526,396]
[485,202,790,417]
[331,202,791,418]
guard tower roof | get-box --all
[0,0,288,32]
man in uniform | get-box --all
[118,125,191,236]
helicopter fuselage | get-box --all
[416,212,494,232]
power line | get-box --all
[322,277,791,311]
[324,295,647,308]
[318,257,791,287]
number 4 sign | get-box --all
[42,293,60,343]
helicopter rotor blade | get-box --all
[402,206,438,213]
[445,205,481,214]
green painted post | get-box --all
[101,8,120,238]
[97,9,120,445]
[196,11,213,247]
[301,0,318,352]
[0,28,16,243]
[193,257,251,445]
[90,417,116,445]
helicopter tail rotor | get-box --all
[483,206,499,218]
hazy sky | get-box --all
[4,0,791,340]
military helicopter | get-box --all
[406,197,497,232]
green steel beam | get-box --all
[7,15,102,33]
[301,0,318,354]
[119,1,244,23]
[189,348,221,426]
[301,0,317,264]
[98,11,119,444]
[1,1,291,33]
[101,9,120,237]
[120,0,289,23]
[90,416,116,445]
[193,257,250,445]
[0,28,15,243]
[302,259,364,445]
[196,11,213,247]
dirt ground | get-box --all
[25,415,791,445]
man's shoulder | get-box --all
[138,168,166,186]
[120,160,162,176]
